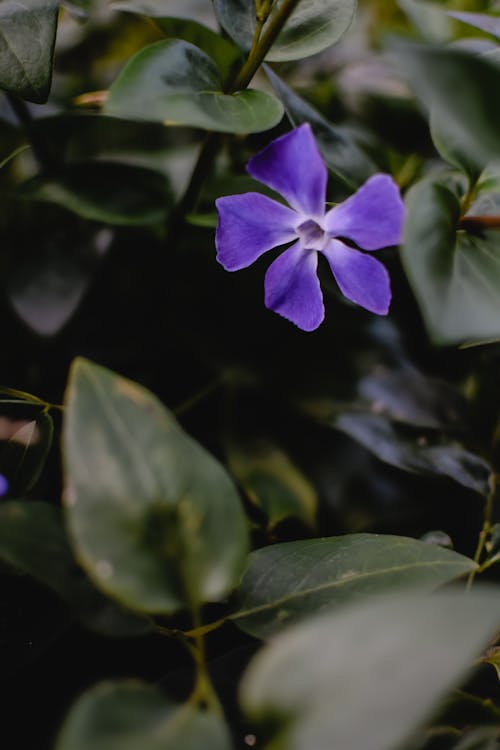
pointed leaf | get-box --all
[241,588,500,750]
[56,681,233,750]
[63,358,249,614]
[232,534,476,639]
[0,0,59,103]
[0,409,53,494]
[214,0,357,62]
[105,40,283,133]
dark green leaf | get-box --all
[21,162,172,226]
[241,589,500,750]
[63,358,249,615]
[0,409,53,494]
[333,412,491,494]
[56,680,233,750]
[0,501,150,636]
[402,177,500,344]
[105,40,283,133]
[227,439,317,530]
[393,42,500,176]
[265,66,376,188]
[232,534,475,639]
[214,0,357,62]
[0,0,59,103]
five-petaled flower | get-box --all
[215,123,404,331]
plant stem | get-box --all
[188,607,223,714]
[466,477,496,590]
[6,92,53,170]
[459,215,500,231]
[175,0,302,217]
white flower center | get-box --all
[295,218,328,251]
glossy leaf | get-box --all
[0,0,59,102]
[21,162,172,226]
[0,409,53,494]
[56,681,233,750]
[0,501,150,636]
[227,440,317,530]
[265,66,375,188]
[241,589,500,750]
[393,43,500,176]
[402,177,500,345]
[63,358,249,614]
[231,534,475,639]
[105,40,283,133]
[214,0,357,62]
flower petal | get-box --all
[264,242,324,331]
[216,192,297,271]
[325,174,404,250]
[322,239,391,314]
[247,124,327,218]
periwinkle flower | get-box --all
[0,474,8,496]
[215,124,404,331]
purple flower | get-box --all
[215,124,404,331]
[0,474,8,496]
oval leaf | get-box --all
[402,177,500,345]
[105,40,283,133]
[63,358,249,614]
[241,588,500,750]
[231,534,476,639]
[214,0,357,62]
[56,680,233,750]
[0,0,59,103]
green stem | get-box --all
[188,607,223,714]
[173,374,225,417]
[174,0,302,217]
[466,477,496,590]
[5,93,54,170]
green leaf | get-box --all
[56,681,233,750]
[332,412,492,494]
[0,0,59,103]
[0,409,53,494]
[402,177,500,345]
[0,501,150,636]
[241,588,500,750]
[398,0,454,43]
[21,162,172,226]
[105,40,283,134]
[448,11,500,40]
[393,42,500,176]
[214,0,357,62]
[227,439,317,530]
[231,534,476,639]
[265,66,376,188]
[63,358,249,615]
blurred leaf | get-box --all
[0,501,151,636]
[114,5,242,79]
[227,440,317,530]
[332,412,491,494]
[105,40,283,133]
[63,358,249,615]
[7,221,111,337]
[448,11,500,40]
[0,410,53,494]
[214,0,357,62]
[0,0,59,102]
[111,0,216,28]
[398,0,454,43]
[55,680,233,750]
[265,66,376,188]
[231,534,475,639]
[393,42,500,176]
[402,177,500,345]
[21,162,172,226]
[241,589,500,750]
[452,727,500,750]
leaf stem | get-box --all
[5,93,54,170]
[188,607,223,714]
[459,215,500,231]
[466,476,496,590]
